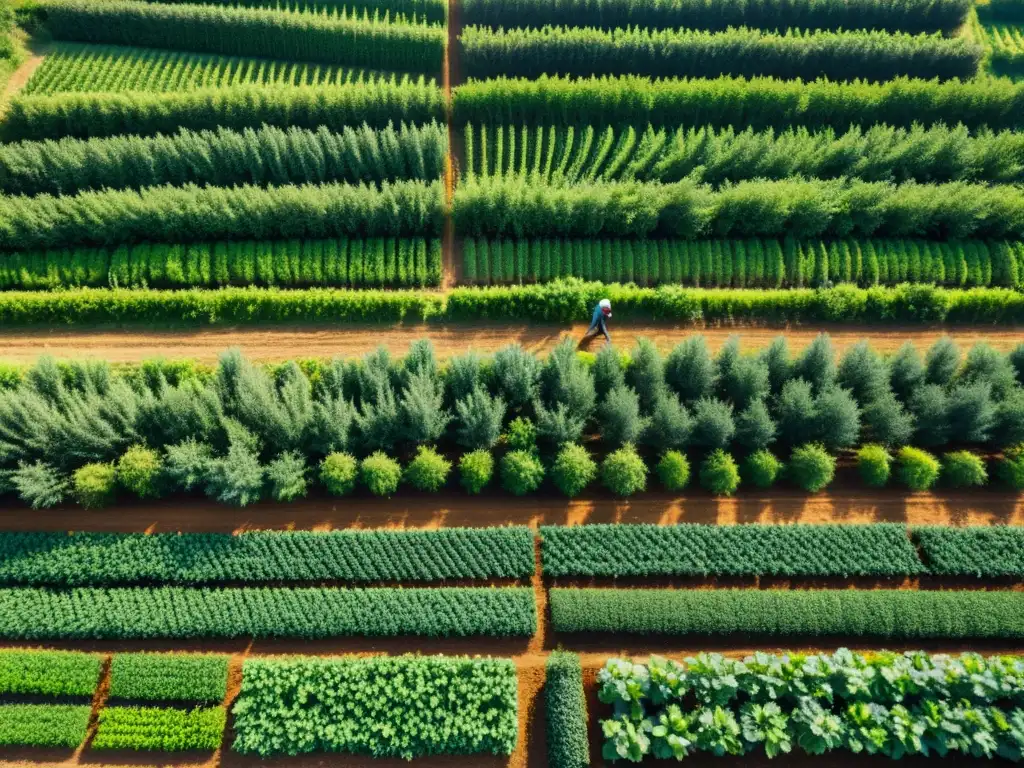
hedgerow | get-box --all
[550,588,1024,637]
[0,529,535,585]
[0,704,92,747]
[233,655,518,758]
[546,652,590,768]
[460,25,981,82]
[2,81,445,142]
[540,523,923,578]
[461,0,970,34]
[461,237,1024,289]
[0,122,447,196]
[139,0,447,24]
[914,526,1024,578]
[93,706,226,751]
[109,653,229,702]
[452,74,1024,131]
[0,649,101,696]
[0,586,537,639]
[46,0,444,73]
[0,180,443,251]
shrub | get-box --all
[601,445,647,497]
[73,463,116,509]
[404,446,452,492]
[690,397,735,449]
[735,399,776,450]
[897,446,941,491]
[551,444,597,498]
[857,444,892,487]
[600,385,647,446]
[116,445,162,499]
[998,445,1024,490]
[700,449,740,496]
[11,461,68,509]
[656,450,690,492]
[459,449,494,494]
[642,392,691,449]
[505,416,537,452]
[163,439,212,492]
[266,451,308,502]
[501,450,545,496]
[360,452,402,497]
[319,452,358,496]
[942,450,988,488]
[455,387,505,449]
[788,443,836,493]
[742,449,782,488]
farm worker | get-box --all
[578,298,612,349]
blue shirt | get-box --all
[591,304,605,326]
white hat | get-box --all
[599,299,611,309]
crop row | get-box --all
[453,178,1024,240]
[110,653,229,703]
[462,122,1024,186]
[93,707,225,751]
[0,122,447,197]
[46,0,444,73]
[234,655,518,758]
[461,0,970,35]
[460,26,981,82]
[985,0,1024,22]
[0,180,443,251]
[2,81,445,142]
[546,652,590,768]
[464,237,1024,290]
[139,0,448,24]
[0,528,535,585]
[550,589,1024,638]
[0,704,92,747]
[0,237,442,290]
[0,587,537,638]
[0,648,102,696]
[23,44,428,96]
[452,74,1024,131]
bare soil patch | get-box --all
[1,41,51,100]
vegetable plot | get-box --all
[0,704,92,748]
[0,648,101,696]
[93,707,225,751]
[109,653,229,702]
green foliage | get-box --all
[266,451,308,501]
[857,444,892,487]
[455,386,505,449]
[0,704,91,747]
[742,449,782,488]
[942,450,988,487]
[551,443,597,498]
[109,653,228,703]
[360,451,402,496]
[319,452,358,495]
[1000,445,1024,489]
[504,416,538,451]
[404,446,451,491]
[10,461,68,509]
[546,652,590,768]
[788,444,836,493]
[500,449,545,495]
[897,446,941,491]
[73,462,116,509]
[116,445,163,499]
[0,649,101,696]
[93,706,225,751]
[700,449,740,496]
[914,526,1024,577]
[233,655,518,758]
[601,444,647,497]
[656,450,690,492]
[459,449,494,494]
[600,385,648,446]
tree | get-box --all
[399,369,450,444]
[492,343,539,409]
[690,397,735,450]
[266,451,307,502]
[444,351,483,405]
[720,356,770,410]
[1009,342,1024,387]
[665,335,715,402]
[11,460,68,509]
[642,391,691,450]
[860,391,915,447]
[775,378,817,447]
[626,338,665,412]
[600,385,648,447]
[535,401,586,446]
[925,336,960,386]
[995,388,1024,448]
[714,336,741,399]
[593,344,625,399]
[889,341,925,402]
[455,386,506,449]
[960,342,1017,398]
[910,383,950,447]
[354,381,401,451]
[551,443,597,498]
[759,336,791,397]
[735,399,777,451]
[600,445,647,497]
[792,334,836,395]
[946,381,996,445]
[837,340,889,403]
[788,444,835,493]
[814,387,860,451]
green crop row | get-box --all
[2,81,445,142]
[46,0,444,74]
[540,523,924,578]
[0,648,101,696]
[549,588,1024,638]
[0,237,442,290]
[461,0,970,35]
[546,652,590,768]
[464,237,1024,289]
[452,178,1024,240]
[452,74,1024,132]
[22,43,425,96]
[141,0,447,24]
[986,0,1024,22]
[460,26,980,82]
[0,586,537,639]
[233,655,518,758]
[0,122,447,196]
[913,526,1024,578]
[0,529,535,586]
[109,653,229,703]
[462,122,1024,186]
[93,706,225,751]
[0,704,92,747]
[0,180,443,251]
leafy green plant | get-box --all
[360,451,402,496]
[73,462,116,509]
[0,649,101,696]
[942,450,988,487]
[319,452,358,496]
[999,444,1024,489]
[551,443,597,498]
[857,443,892,487]
[505,416,538,451]
[656,451,690,492]
[700,449,740,496]
[741,449,782,488]
[601,445,647,497]
[459,449,494,494]
[404,446,452,491]
[897,446,941,491]
[117,445,163,498]
[501,449,545,496]
[788,443,836,493]
[0,704,91,747]
[109,653,228,703]
[546,652,590,768]
[93,706,225,751]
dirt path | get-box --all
[1,323,1020,364]
[1,41,51,100]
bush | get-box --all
[319,452,358,496]
[551,444,597,498]
[998,445,1024,490]
[600,385,647,446]
[700,449,740,496]
[501,450,545,496]
[266,451,307,502]
[857,444,892,487]
[116,445,162,499]
[742,449,782,488]
[459,449,494,494]
[73,463,117,509]
[360,452,402,497]
[656,450,690,492]
[942,450,988,488]
[505,417,537,452]
[600,445,647,497]
[11,461,69,509]
[404,446,452,492]
[788,443,836,493]
[897,446,941,491]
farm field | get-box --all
[2,0,1024,764]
